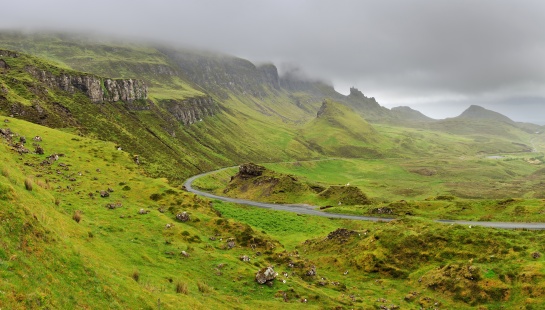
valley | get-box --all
[1,32,545,309]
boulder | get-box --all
[240,255,250,262]
[176,212,190,222]
[306,265,317,277]
[226,239,236,249]
[255,266,277,284]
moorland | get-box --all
[1,32,545,309]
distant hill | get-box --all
[456,105,514,123]
[391,106,434,122]
[300,99,384,157]
[455,105,543,134]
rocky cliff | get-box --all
[163,96,217,125]
[26,66,147,103]
[162,49,282,98]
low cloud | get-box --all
[2,0,544,122]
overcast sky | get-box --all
[2,0,545,123]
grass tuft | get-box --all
[132,270,140,282]
[24,178,33,191]
[175,281,188,294]
[197,280,210,293]
[72,210,82,223]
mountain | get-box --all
[456,105,515,123]
[391,106,434,122]
[343,87,393,122]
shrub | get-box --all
[176,281,188,294]
[24,178,33,191]
[122,185,131,191]
[132,270,140,282]
[150,193,161,201]
[72,210,82,223]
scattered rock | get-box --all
[133,155,140,165]
[33,136,42,142]
[19,136,26,144]
[306,265,317,277]
[107,187,114,192]
[209,236,217,241]
[175,212,190,222]
[0,128,13,139]
[138,208,149,214]
[239,255,250,262]
[105,202,122,209]
[165,223,172,229]
[181,251,190,257]
[226,239,236,249]
[100,190,110,198]
[371,207,394,214]
[532,252,541,259]
[34,145,44,155]
[14,142,29,154]
[255,266,277,285]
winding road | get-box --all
[184,167,545,230]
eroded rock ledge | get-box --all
[26,66,147,103]
[164,96,217,125]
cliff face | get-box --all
[26,66,147,103]
[163,96,217,125]
[163,49,281,98]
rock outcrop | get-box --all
[0,59,9,72]
[238,163,266,178]
[255,266,277,285]
[164,96,217,125]
[26,66,147,103]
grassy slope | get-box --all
[0,35,337,183]
[301,99,386,158]
[3,33,545,308]
[1,116,369,309]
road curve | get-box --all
[184,167,545,230]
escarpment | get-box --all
[163,96,218,125]
[26,66,147,103]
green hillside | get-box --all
[301,99,384,158]
[2,32,545,309]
